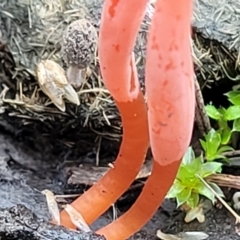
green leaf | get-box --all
[216,154,228,159]
[225,90,240,99]
[198,162,222,177]
[176,187,192,207]
[218,107,227,116]
[177,165,192,181]
[205,129,221,159]
[233,118,240,132]
[225,106,240,120]
[194,182,215,201]
[208,182,225,198]
[199,139,206,151]
[184,156,203,174]
[205,105,221,120]
[182,147,195,165]
[166,180,185,198]
[177,166,198,186]
[218,118,228,129]
[186,192,200,209]
[217,145,234,154]
[225,91,240,106]
[219,127,232,145]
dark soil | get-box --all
[0,125,239,240]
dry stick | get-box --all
[55,194,81,198]
[194,75,211,136]
[207,173,240,190]
[223,150,240,157]
[197,174,240,223]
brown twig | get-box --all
[198,174,240,224]
[207,173,240,190]
[223,150,240,158]
[194,76,211,136]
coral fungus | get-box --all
[60,0,195,239]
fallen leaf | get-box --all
[41,189,60,225]
[64,204,91,232]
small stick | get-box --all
[206,173,240,190]
[55,194,81,198]
[223,150,240,157]
[194,76,211,136]
[196,174,240,223]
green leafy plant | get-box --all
[225,91,240,132]
[167,147,223,208]
[205,104,240,144]
[200,128,233,162]
[206,91,240,145]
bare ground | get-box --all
[0,125,239,240]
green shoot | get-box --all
[167,147,223,209]
[200,128,233,162]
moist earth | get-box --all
[0,126,239,239]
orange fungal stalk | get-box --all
[60,0,195,239]
[146,0,195,166]
[96,0,195,239]
[60,0,149,229]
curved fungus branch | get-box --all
[96,0,195,239]
[146,0,195,165]
[99,0,149,102]
[59,0,149,229]
[60,0,195,238]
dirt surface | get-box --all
[0,205,106,240]
[0,126,239,240]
